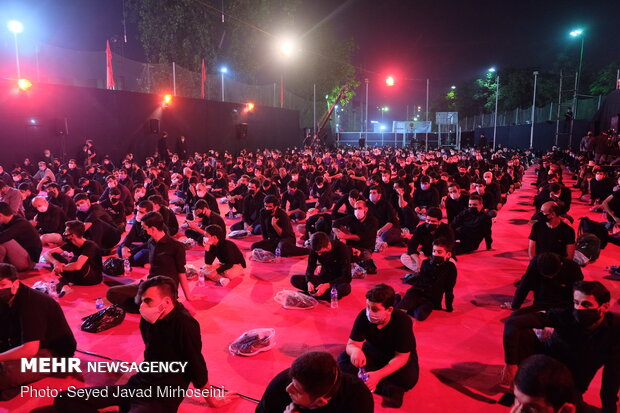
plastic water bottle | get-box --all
[95,297,104,310]
[275,248,281,262]
[331,287,338,309]
[358,366,369,382]
[198,272,206,287]
[124,259,131,275]
[228,208,234,219]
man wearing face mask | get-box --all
[397,238,457,321]
[502,281,619,413]
[445,183,469,224]
[589,169,614,210]
[401,208,454,274]
[251,195,308,257]
[0,202,41,271]
[57,275,236,411]
[99,187,127,232]
[412,176,440,218]
[73,193,122,253]
[281,181,307,222]
[0,263,76,400]
[46,182,77,220]
[202,225,246,287]
[0,182,23,217]
[117,200,154,267]
[333,199,378,263]
[256,351,373,413]
[451,195,493,254]
[184,199,226,245]
[338,284,418,408]
[230,178,264,235]
[192,182,220,215]
[503,252,583,312]
[482,171,502,208]
[107,212,192,313]
[31,196,67,246]
[290,231,352,301]
[99,175,134,216]
[474,180,499,217]
[43,220,103,292]
[528,201,575,260]
[367,185,402,246]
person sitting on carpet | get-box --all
[332,199,378,263]
[528,201,575,260]
[0,263,76,401]
[117,200,153,268]
[338,283,419,408]
[202,224,246,287]
[256,351,373,413]
[0,201,42,271]
[396,238,457,321]
[31,196,67,247]
[55,276,236,412]
[251,195,308,257]
[281,180,307,222]
[184,199,226,246]
[451,194,493,254]
[290,231,352,302]
[43,220,103,293]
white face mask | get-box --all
[449,193,459,200]
[366,308,386,325]
[354,210,365,220]
[77,204,89,212]
[369,194,379,203]
[197,191,206,198]
[595,175,603,181]
[139,303,164,324]
[12,176,20,182]
[108,183,117,189]
[37,206,48,213]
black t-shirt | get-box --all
[148,235,186,283]
[529,221,575,257]
[608,189,620,217]
[61,239,103,279]
[0,283,76,356]
[350,309,417,367]
[255,368,374,413]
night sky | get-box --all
[2,0,618,122]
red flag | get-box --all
[201,58,206,99]
[106,40,115,90]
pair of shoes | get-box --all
[219,278,230,287]
[376,381,405,408]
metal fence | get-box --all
[458,95,603,131]
[1,43,314,121]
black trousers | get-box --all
[51,252,102,290]
[338,348,419,391]
[106,283,140,314]
[250,237,308,257]
[290,274,351,301]
[396,289,434,321]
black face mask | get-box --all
[469,207,479,214]
[431,255,445,265]
[62,233,72,243]
[0,287,13,304]
[573,308,601,327]
[538,214,550,223]
[426,223,438,231]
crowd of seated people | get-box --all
[0,136,618,412]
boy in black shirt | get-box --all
[338,284,419,408]
[281,180,307,222]
[184,199,226,245]
[256,351,373,413]
[290,232,352,301]
[202,225,246,287]
[251,195,308,257]
[397,238,457,321]
[43,220,103,292]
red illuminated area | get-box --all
[246,102,255,112]
[162,94,172,107]
[17,78,32,91]
[385,75,395,87]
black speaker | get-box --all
[148,119,160,134]
[236,123,248,139]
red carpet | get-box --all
[2,166,619,413]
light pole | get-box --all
[220,66,228,102]
[569,29,584,94]
[530,71,539,149]
[364,78,369,136]
[380,106,389,125]
[488,67,499,150]
[277,37,296,108]
[7,20,24,79]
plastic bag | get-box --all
[228,230,250,239]
[251,248,276,263]
[81,305,126,333]
[181,237,197,250]
[228,328,276,356]
[274,290,319,310]
[351,263,367,279]
[103,258,124,276]
[185,264,198,279]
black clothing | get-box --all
[400,259,457,313]
[241,191,265,227]
[407,222,455,256]
[258,208,296,241]
[204,239,246,274]
[368,199,399,228]
[48,193,76,220]
[77,204,122,250]
[451,208,492,253]
[0,215,42,262]
[304,240,351,287]
[445,193,469,224]
[60,240,103,282]
[99,199,126,229]
[148,235,186,283]
[99,184,134,215]
[412,187,440,209]
[511,257,583,310]
[333,214,379,251]
[281,189,307,213]
[590,178,615,203]
[158,206,179,236]
[255,368,374,413]
[35,204,67,234]
[0,283,76,357]
[504,310,620,413]
[529,221,575,258]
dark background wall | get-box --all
[0,80,301,167]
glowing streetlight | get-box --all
[17,78,32,91]
[569,28,585,93]
[220,66,228,101]
[488,67,499,150]
[451,85,456,90]
[7,20,24,78]
[385,76,395,87]
[277,37,297,108]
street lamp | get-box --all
[219,66,228,102]
[569,28,585,94]
[380,106,389,123]
[530,71,539,149]
[277,37,297,108]
[488,67,499,150]
[7,20,24,78]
